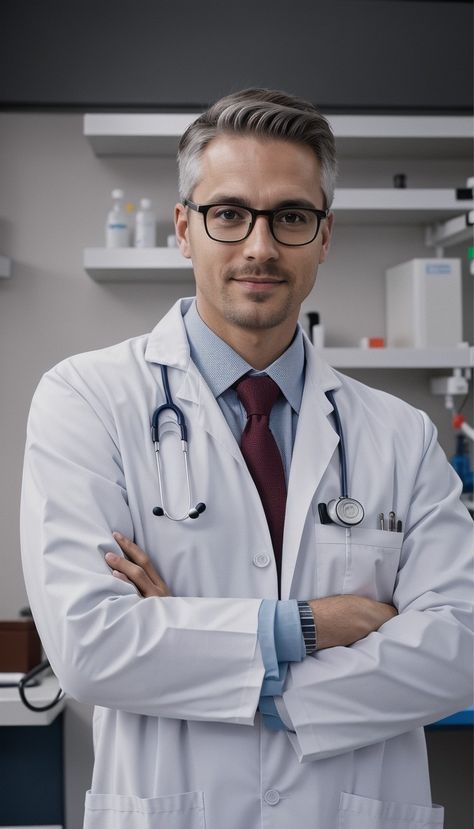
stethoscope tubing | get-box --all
[151,365,362,525]
[325,389,349,499]
[152,365,195,521]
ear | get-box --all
[174,203,192,259]
[318,210,334,264]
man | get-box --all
[21,89,472,829]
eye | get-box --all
[212,206,249,223]
[277,210,309,225]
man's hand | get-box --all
[308,595,398,650]
[105,532,172,597]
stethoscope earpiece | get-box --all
[188,502,207,519]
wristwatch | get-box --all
[297,601,317,655]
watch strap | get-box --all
[297,601,317,655]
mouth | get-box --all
[232,278,285,293]
[232,276,286,286]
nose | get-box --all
[242,215,279,261]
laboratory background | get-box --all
[0,1,472,827]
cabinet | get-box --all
[83,113,473,369]
[0,677,65,826]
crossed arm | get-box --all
[105,532,398,651]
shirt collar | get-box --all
[183,299,305,413]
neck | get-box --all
[226,327,297,370]
[195,306,297,369]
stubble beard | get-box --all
[221,264,295,331]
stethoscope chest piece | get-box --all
[326,497,364,527]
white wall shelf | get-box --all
[332,189,472,224]
[320,347,474,369]
[84,247,193,282]
[84,114,473,159]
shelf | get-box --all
[320,347,474,369]
[84,114,473,159]
[84,247,193,282]
[0,254,11,279]
[332,189,473,224]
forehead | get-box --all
[194,133,323,205]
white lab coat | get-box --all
[21,297,472,829]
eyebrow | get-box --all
[204,195,320,210]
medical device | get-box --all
[151,367,365,527]
[151,364,207,521]
[18,659,65,712]
[319,389,365,527]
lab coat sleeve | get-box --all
[20,366,265,724]
[280,411,473,762]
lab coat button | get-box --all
[253,553,271,568]
[264,789,280,805]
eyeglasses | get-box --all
[184,199,328,246]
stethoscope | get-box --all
[151,365,364,527]
[151,365,206,521]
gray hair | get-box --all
[177,88,337,209]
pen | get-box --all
[397,519,403,533]
[378,512,385,531]
[388,511,396,532]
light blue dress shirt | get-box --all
[183,300,306,731]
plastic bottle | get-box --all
[134,198,156,248]
[307,312,325,347]
[105,189,129,248]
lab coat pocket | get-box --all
[338,792,444,828]
[84,789,206,828]
[346,527,403,601]
[314,525,403,601]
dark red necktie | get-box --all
[235,375,287,592]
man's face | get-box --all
[175,134,333,344]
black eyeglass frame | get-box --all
[183,199,328,246]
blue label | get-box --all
[425,263,452,275]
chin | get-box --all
[225,302,291,331]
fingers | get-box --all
[112,532,172,596]
[105,552,158,597]
[112,532,151,570]
[105,532,172,598]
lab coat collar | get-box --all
[144,297,194,370]
[144,297,342,397]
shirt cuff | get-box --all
[258,695,289,731]
[258,600,305,681]
[274,600,306,663]
[257,600,279,680]
[274,695,296,732]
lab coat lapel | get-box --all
[281,340,341,599]
[145,298,243,464]
[177,369,243,463]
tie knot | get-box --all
[235,375,281,418]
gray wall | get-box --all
[1,0,472,111]
[0,111,472,827]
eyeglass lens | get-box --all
[205,205,320,244]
